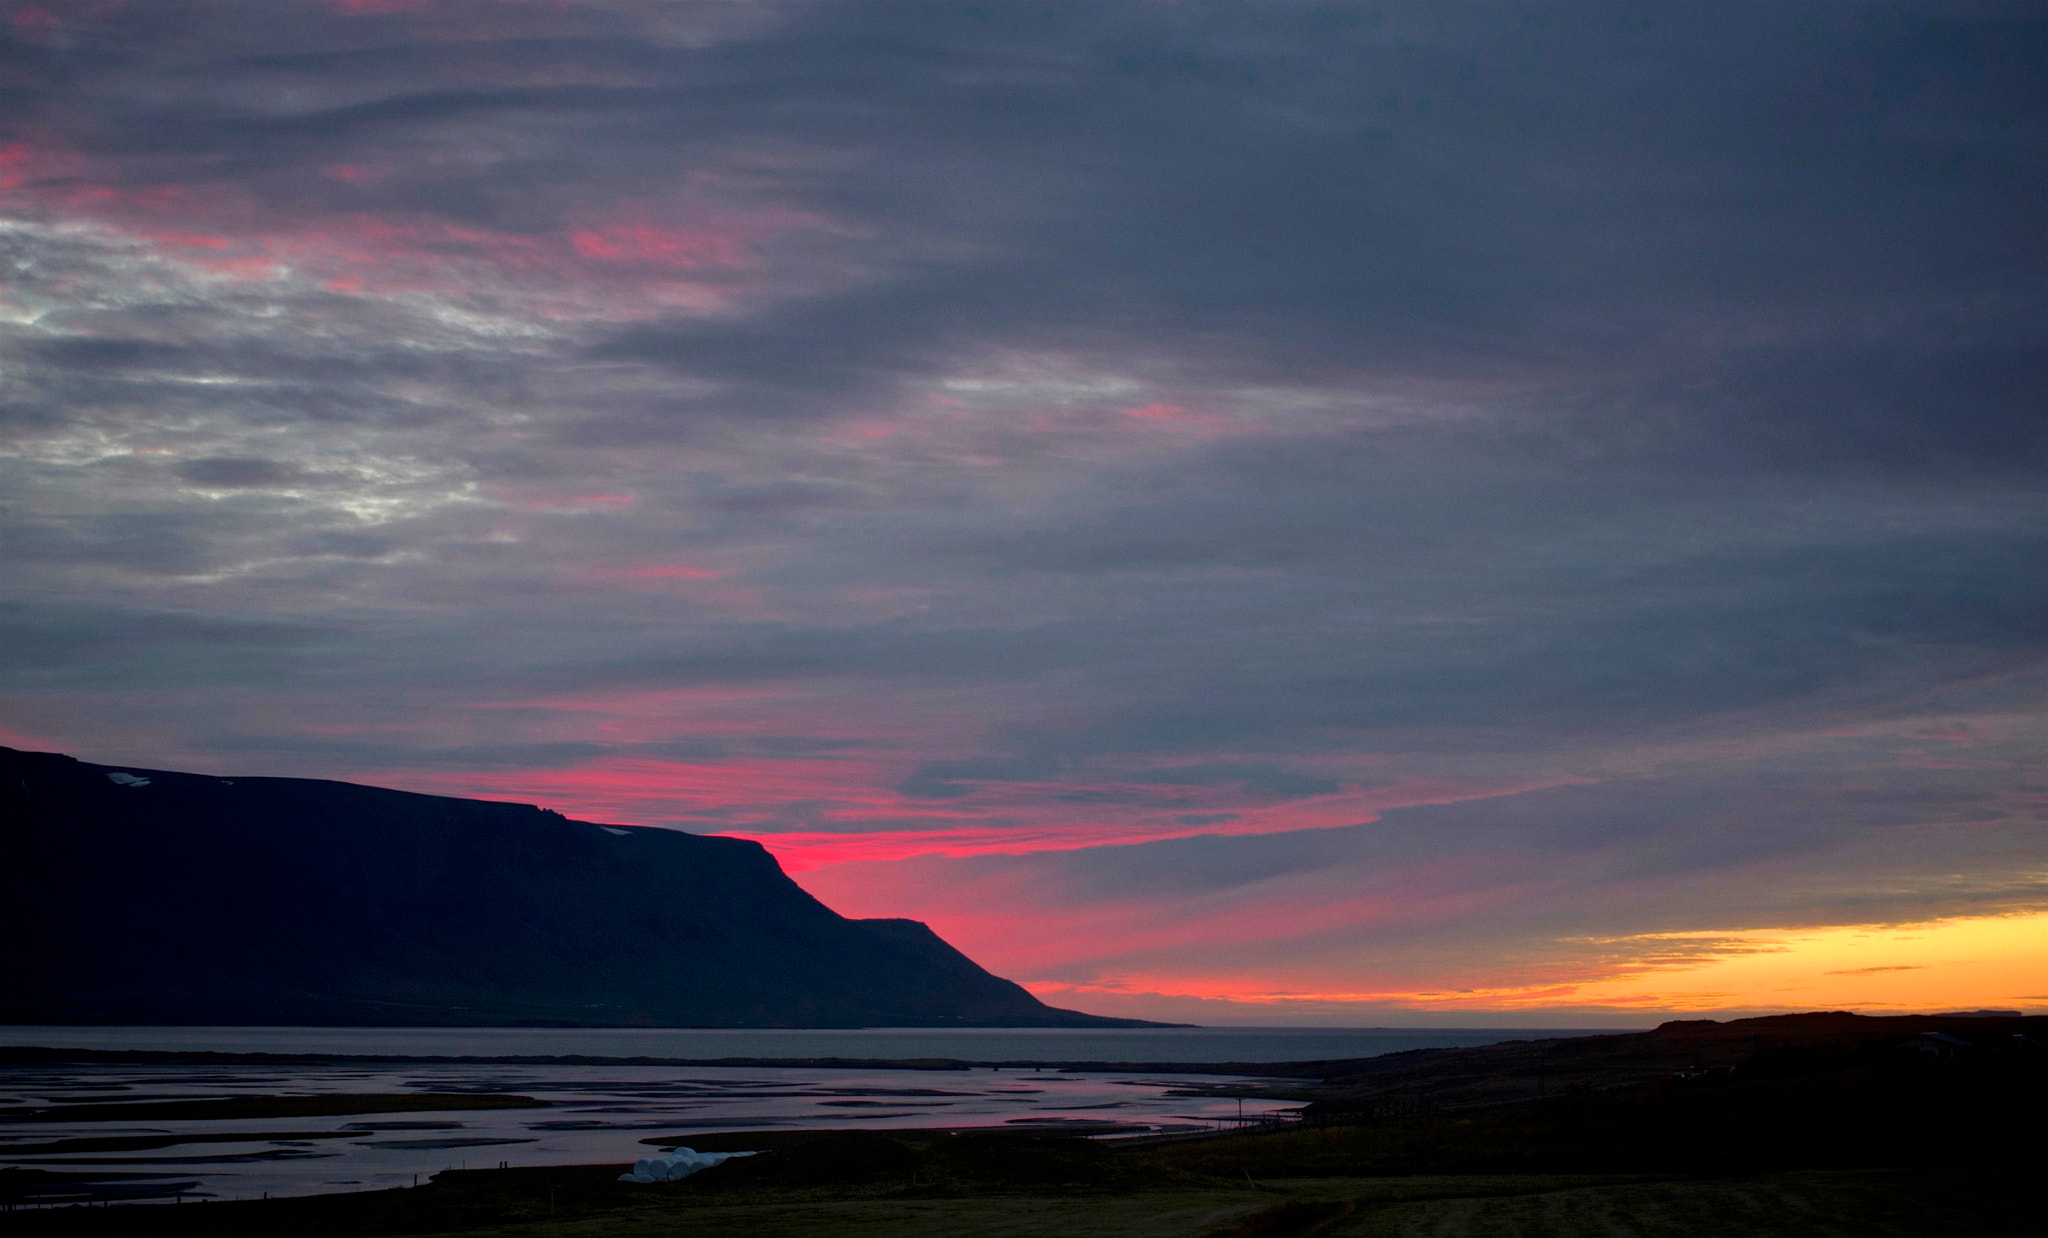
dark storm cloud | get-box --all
[854,432,2048,745]
[10,2,2040,447]
[177,456,313,487]
[1128,765,1343,799]
[593,275,985,424]
[898,751,1064,800]
[200,733,737,771]
[0,602,332,687]
[29,336,192,371]
[324,496,2044,772]
[1555,328,2048,477]
[0,402,63,431]
[1,510,222,575]
[695,481,866,516]
[290,529,397,558]
[575,1,2048,452]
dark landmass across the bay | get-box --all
[1242,1009,2048,1110]
[0,1045,1294,1078]
[3,1010,2027,1088]
[0,746,1163,1029]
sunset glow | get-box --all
[5,0,2046,1025]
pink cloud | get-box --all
[374,680,1587,869]
[795,845,1549,990]
[570,223,750,269]
[0,136,90,192]
[321,163,396,184]
[312,680,1603,1002]
[193,255,282,281]
[506,492,635,511]
[383,731,1574,871]
[0,140,819,319]
[329,0,434,14]
[754,774,1584,865]
[626,564,730,581]
[1121,402,1194,421]
[0,721,64,751]
[1113,400,1243,438]
[136,230,231,250]
[366,745,1569,993]
[382,755,908,836]
[565,562,748,598]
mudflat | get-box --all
[0,1093,547,1124]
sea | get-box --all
[0,1025,1618,1204]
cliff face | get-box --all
[0,747,1145,1028]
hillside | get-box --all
[0,746,1150,1028]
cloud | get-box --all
[1128,764,1342,800]
[176,456,320,488]
[0,602,333,687]
[3,0,2046,1019]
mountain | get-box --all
[0,747,1157,1028]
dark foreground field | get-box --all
[1,1161,2026,1238]
[5,1013,2036,1237]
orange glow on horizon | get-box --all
[1033,910,2048,1017]
[1557,911,2048,1012]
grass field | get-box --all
[439,1169,2036,1238]
[5,1152,2028,1237]
[1329,1169,2023,1237]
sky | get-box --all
[2,0,2045,1026]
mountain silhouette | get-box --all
[0,747,1157,1028]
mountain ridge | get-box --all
[0,746,1165,1029]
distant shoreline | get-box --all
[0,1025,1629,1072]
[0,1043,1375,1077]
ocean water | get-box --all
[0,1024,1620,1063]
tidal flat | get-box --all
[0,1058,1292,1200]
[0,1093,547,1124]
